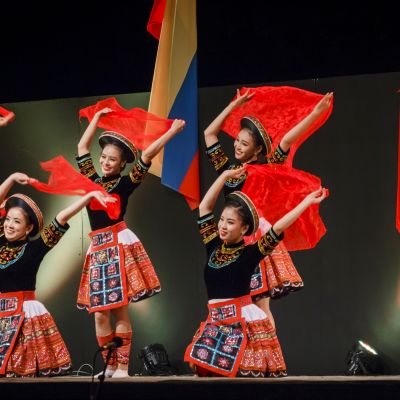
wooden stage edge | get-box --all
[1,374,400,383]
[1,374,400,400]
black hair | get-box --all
[224,198,251,228]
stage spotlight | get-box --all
[138,343,175,376]
[345,340,386,375]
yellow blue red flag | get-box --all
[147,0,200,209]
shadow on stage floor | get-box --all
[1,375,399,400]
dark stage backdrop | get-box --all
[1,72,399,375]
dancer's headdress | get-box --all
[5,194,43,236]
[240,116,272,155]
[99,131,139,163]
[226,191,259,236]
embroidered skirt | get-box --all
[77,221,161,313]
[184,296,287,377]
[247,218,303,300]
[0,291,71,377]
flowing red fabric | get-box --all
[221,86,333,166]
[147,0,166,40]
[0,106,15,121]
[242,164,328,251]
[79,97,173,150]
[29,156,120,220]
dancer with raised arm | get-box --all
[204,89,333,325]
[0,172,113,377]
[185,167,327,377]
[76,107,185,377]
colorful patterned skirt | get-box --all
[184,296,287,377]
[247,218,303,300]
[0,291,71,377]
[77,221,161,313]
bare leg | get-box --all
[113,305,131,333]
[189,362,197,374]
[255,297,276,329]
[94,309,113,336]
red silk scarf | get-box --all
[0,106,15,121]
[242,164,328,251]
[29,156,120,219]
[79,97,173,150]
[221,86,333,166]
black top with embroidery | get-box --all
[198,213,283,299]
[76,153,150,231]
[206,140,289,195]
[0,218,69,293]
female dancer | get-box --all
[185,167,327,377]
[0,172,112,377]
[204,90,333,326]
[76,107,185,378]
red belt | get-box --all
[89,221,127,238]
[0,290,36,301]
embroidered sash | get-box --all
[185,296,251,377]
[87,222,129,313]
[0,291,34,374]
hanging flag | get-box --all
[147,0,200,210]
[147,0,167,40]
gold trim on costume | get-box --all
[41,219,68,248]
[206,142,229,172]
[128,158,150,184]
[77,155,97,178]
[198,214,219,244]
[258,229,281,256]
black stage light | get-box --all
[138,343,175,376]
[345,340,386,375]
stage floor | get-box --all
[1,375,400,400]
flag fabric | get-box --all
[147,0,200,210]
[221,86,333,167]
[79,97,173,150]
[147,0,167,40]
